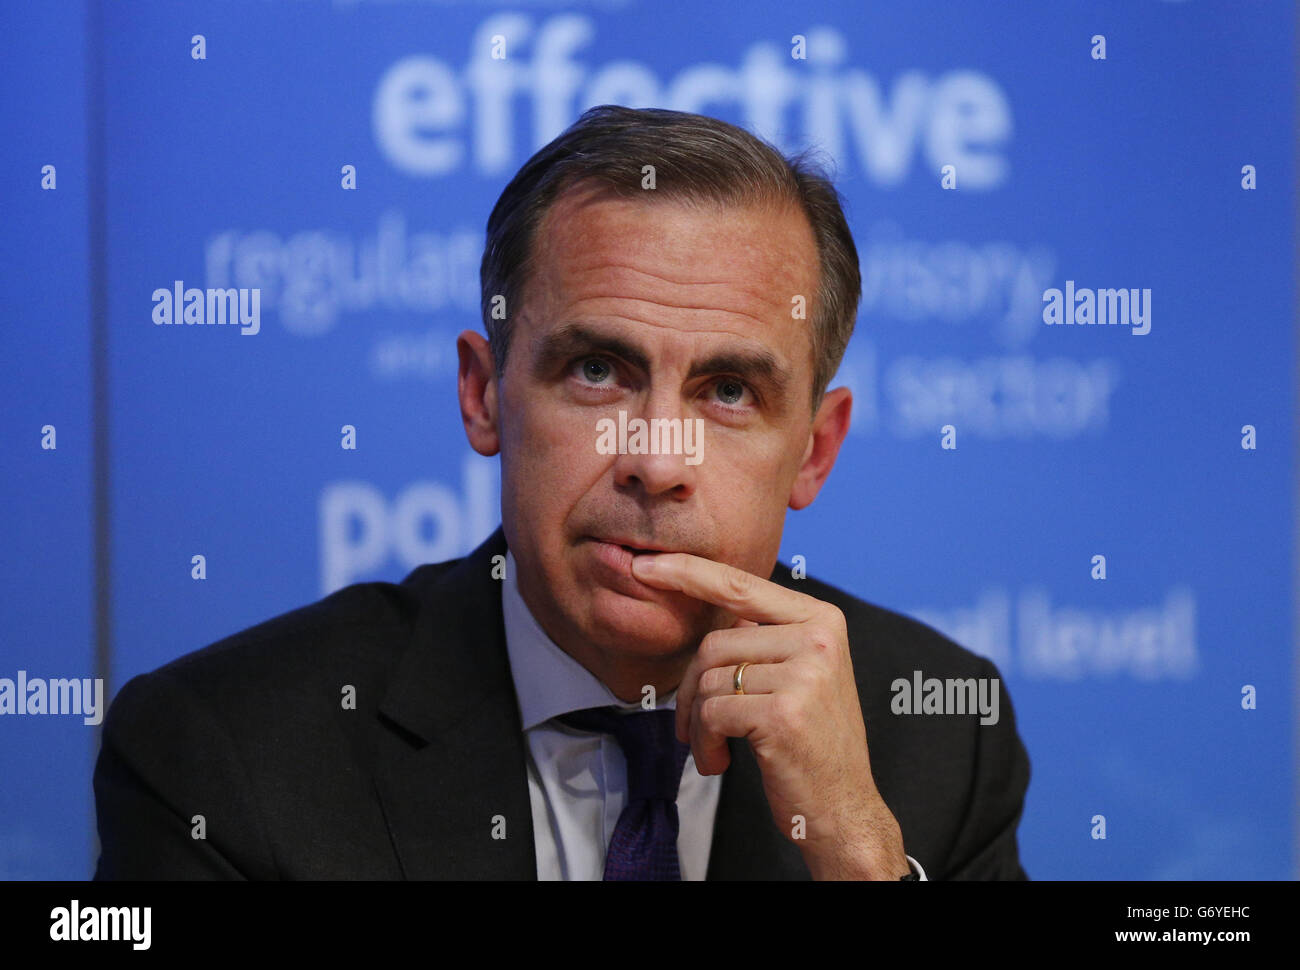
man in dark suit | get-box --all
[94,105,1030,880]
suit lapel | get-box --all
[372,527,538,879]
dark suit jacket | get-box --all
[92,526,1031,880]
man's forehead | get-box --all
[536,184,815,290]
[524,185,819,361]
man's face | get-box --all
[474,183,837,690]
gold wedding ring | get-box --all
[733,661,751,695]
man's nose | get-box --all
[608,395,701,499]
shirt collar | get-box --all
[501,548,677,730]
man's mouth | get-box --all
[587,537,673,580]
[590,534,670,553]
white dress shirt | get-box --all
[499,549,927,881]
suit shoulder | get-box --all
[127,557,464,707]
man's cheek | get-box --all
[704,435,790,501]
[711,424,787,465]
[512,405,580,455]
[559,415,615,471]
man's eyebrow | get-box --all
[533,322,792,399]
[687,350,790,400]
[533,323,650,375]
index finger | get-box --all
[630,552,820,625]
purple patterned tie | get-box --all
[557,706,692,880]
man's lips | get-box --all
[593,536,671,555]
[586,536,677,583]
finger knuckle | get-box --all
[723,569,754,600]
[700,666,729,696]
[772,693,802,730]
[699,694,724,725]
[698,631,725,666]
[807,626,839,656]
[791,661,822,689]
[819,602,847,631]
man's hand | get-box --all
[631,552,910,880]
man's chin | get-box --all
[582,588,709,656]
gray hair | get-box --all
[479,105,861,412]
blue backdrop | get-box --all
[0,0,1294,880]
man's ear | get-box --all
[788,386,852,511]
[457,330,501,456]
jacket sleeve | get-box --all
[92,669,276,880]
[940,657,1032,880]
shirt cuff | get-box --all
[905,854,928,881]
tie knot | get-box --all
[557,706,690,803]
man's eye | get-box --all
[713,379,752,407]
[578,357,613,384]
